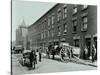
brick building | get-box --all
[28,3,97,59]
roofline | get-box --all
[28,3,59,28]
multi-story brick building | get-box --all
[28,3,97,59]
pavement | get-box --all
[42,53,97,67]
[74,57,97,67]
[69,57,97,67]
[13,53,97,67]
[12,53,97,75]
[12,54,27,75]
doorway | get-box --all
[94,37,97,60]
[85,38,91,59]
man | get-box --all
[34,50,37,64]
[29,50,36,69]
[48,43,52,52]
[39,48,42,62]
[84,45,88,60]
[51,44,55,59]
[60,47,64,60]
[46,48,50,59]
[92,44,96,62]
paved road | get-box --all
[12,54,26,75]
[12,54,97,75]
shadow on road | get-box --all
[43,55,70,64]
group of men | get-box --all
[29,48,42,69]
[28,42,97,70]
[83,44,97,62]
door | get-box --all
[85,38,91,58]
[94,37,97,60]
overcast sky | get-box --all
[12,0,56,41]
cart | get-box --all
[22,50,31,66]
[47,42,80,62]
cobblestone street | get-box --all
[12,54,97,75]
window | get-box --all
[72,20,77,33]
[74,39,79,47]
[63,23,67,34]
[81,13,88,17]
[44,19,46,28]
[44,31,46,39]
[42,22,44,29]
[83,17,87,23]
[73,26,77,33]
[45,31,47,38]
[81,16,88,31]
[73,8,77,14]
[51,13,55,28]
[63,6,67,19]
[41,32,43,39]
[48,18,50,26]
[42,20,46,29]
[57,9,61,22]
[51,30,54,37]
[58,26,61,36]
[83,23,87,30]
[73,5,77,14]
[51,13,55,25]
[82,5,88,10]
[48,30,50,37]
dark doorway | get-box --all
[85,38,91,58]
[94,37,97,60]
[74,39,80,47]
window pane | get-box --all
[83,5,88,9]
[73,26,76,32]
[73,21,77,26]
[58,26,61,35]
[64,7,67,18]
[83,17,87,23]
[83,23,87,29]
[73,7,77,14]
[82,16,88,31]
[74,39,79,47]
[52,30,54,37]
[48,31,50,37]
[63,24,67,33]
[48,19,50,26]
[52,14,55,24]
[58,9,61,21]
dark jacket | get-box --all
[29,51,36,61]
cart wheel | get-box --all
[60,47,70,62]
